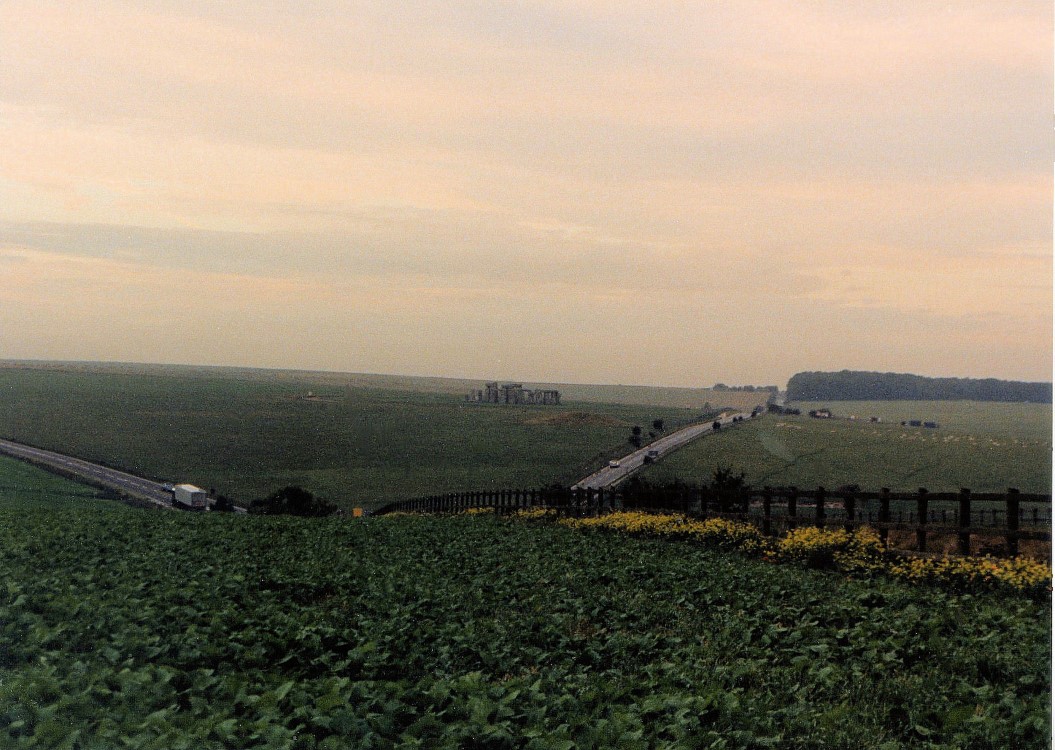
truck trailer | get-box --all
[172,483,209,510]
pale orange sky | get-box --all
[0,1,1051,387]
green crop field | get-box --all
[0,487,1049,748]
[642,402,1052,494]
[0,363,712,510]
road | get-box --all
[572,412,752,490]
[0,438,177,509]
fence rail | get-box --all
[374,486,1052,557]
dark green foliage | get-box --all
[0,492,1049,748]
[710,466,747,492]
[212,495,236,512]
[788,370,1052,403]
[249,486,338,517]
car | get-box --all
[646,449,660,458]
[608,460,621,468]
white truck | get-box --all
[172,483,209,510]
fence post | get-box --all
[879,488,891,548]
[762,486,772,537]
[916,488,928,553]
[844,488,856,534]
[1006,488,1020,557]
[957,488,971,556]
[814,486,826,528]
[787,486,798,529]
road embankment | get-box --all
[0,438,174,510]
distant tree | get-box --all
[212,494,236,512]
[652,419,665,432]
[629,434,643,448]
[709,466,747,493]
[786,370,1052,403]
[249,485,337,517]
[713,383,728,391]
[631,425,642,437]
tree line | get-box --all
[787,370,1052,403]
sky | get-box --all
[0,1,1051,388]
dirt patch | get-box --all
[524,412,625,428]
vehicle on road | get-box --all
[608,460,621,468]
[172,483,209,510]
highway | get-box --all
[572,412,752,490]
[0,438,176,509]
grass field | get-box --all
[1,361,769,410]
[2,361,1048,508]
[0,363,713,509]
[0,453,104,506]
[642,403,1052,494]
[0,492,1048,748]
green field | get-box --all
[642,402,1052,494]
[0,364,710,509]
[0,487,1048,748]
[2,363,1049,509]
[1,361,768,410]
[0,454,104,506]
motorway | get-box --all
[572,411,751,490]
[0,438,176,509]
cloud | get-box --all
[0,1,1050,384]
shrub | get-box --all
[248,486,337,517]
[776,527,887,572]
[888,555,1051,598]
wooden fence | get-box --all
[374,486,1052,557]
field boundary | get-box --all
[374,485,1051,558]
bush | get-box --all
[776,527,885,572]
[248,486,337,517]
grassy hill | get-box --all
[0,361,769,410]
[641,402,1052,494]
[2,361,1046,508]
[0,362,731,509]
